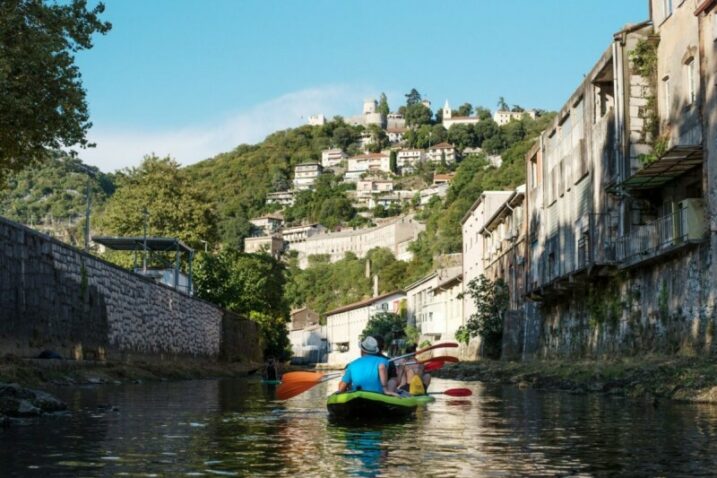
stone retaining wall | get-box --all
[0,216,257,361]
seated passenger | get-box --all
[374,336,399,393]
[397,344,431,395]
[338,337,391,394]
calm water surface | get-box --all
[1,378,717,477]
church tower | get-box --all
[443,100,452,119]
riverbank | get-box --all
[0,355,261,388]
[435,356,717,403]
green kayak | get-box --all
[327,391,435,422]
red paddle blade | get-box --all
[442,388,472,397]
[423,360,445,372]
[281,371,325,383]
[276,381,320,400]
[420,355,459,365]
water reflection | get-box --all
[1,378,717,476]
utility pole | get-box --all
[77,163,94,253]
[142,207,149,273]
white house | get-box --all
[419,272,463,346]
[266,190,295,207]
[293,163,323,190]
[386,127,407,144]
[325,291,406,366]
[249,213,284,234]
[460,191,513,357]
[397,149,425,172]
[321,148,347,168]
[281,223,325,244]
[427,142,458,163]
[308,114,326,126]
[345,152,391,182]
[356,179,394,198]
[493,109,536,126]
[419,183,449,205]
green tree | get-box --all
[454,103,473,117]
[0,0,111,177]
[333,126,356,151]
[456,275,508,358]
[389,150,398,174]
[377,92,390,117]
[99,155,217,249]
[473,119,500,146]
[497,96,509,111]
[193,250,291,359]
[405,88,422,106]
[405,103,433,127]
[475,106,492,120]
[360,312,407,348]
[447,124,477,149]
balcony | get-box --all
[615,200,707,268]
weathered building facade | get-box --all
[463,4,717,360]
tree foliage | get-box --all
[360,312,406,348]
[0,0,111,177]
[377,93,390,117]
[98,155,218,249]
[456,275,508,358]
[405,103,433,127]
[193,249,291,359]
[404,88,422,106]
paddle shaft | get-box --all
[390,342,458,363]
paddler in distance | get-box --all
[338,336,393,395]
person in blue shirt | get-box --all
[338,336,391,394]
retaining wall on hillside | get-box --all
[0,216,260,362]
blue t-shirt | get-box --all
[341,355,390,393]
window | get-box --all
[686,58,696,105]
[662,0,672,20]
[662,76,671,113]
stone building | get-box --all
[461,5,717,361]
[288,215,424,268]
[386,127,407,144]
[281,224,325,244]
[244,235,284,258]
[249,213,284,235]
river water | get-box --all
[1,378,717,477]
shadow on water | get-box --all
[2,378,717,476]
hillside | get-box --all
[0,153,115,243]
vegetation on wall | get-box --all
[630,36,665,166]
[456,275,509,359]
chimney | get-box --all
[373,274,379,298]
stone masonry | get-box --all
[0,216,258,361]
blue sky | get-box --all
[77,0,648,171]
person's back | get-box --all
[341,354,389,393]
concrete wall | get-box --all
[535,244,713,358]
[0,216,258,362]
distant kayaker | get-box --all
[264,357,278,381]
[338,336,391,394]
